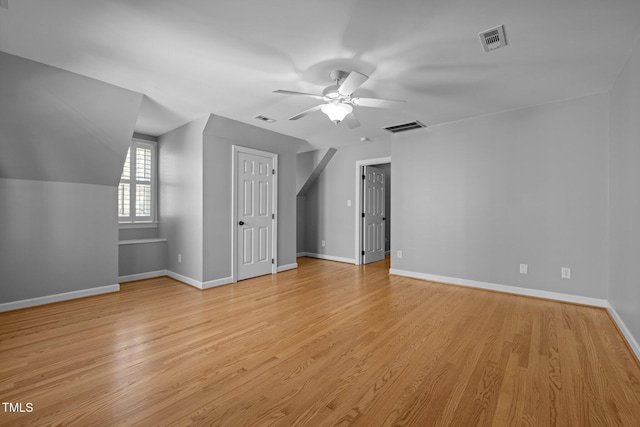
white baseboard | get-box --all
[299,252,356,264]
[119,270,167,283]
[389,268,608,308]
[278,263,298,272]
[0,284,120,312]
[166,270,205,289]
[296,252,307,258]
[166,270,233,290]
[202,276,233,289]
[607,303,640,362]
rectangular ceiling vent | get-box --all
[479,25,507,52]
[0,0,8,9]
[383,120,426,134]
[254,115,276,123]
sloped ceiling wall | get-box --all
[0,52,142,186]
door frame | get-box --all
[231,145,278,282]
[354,156,391,265]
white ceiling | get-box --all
[1,0,640,150]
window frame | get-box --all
[118,138,158,227]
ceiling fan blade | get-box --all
[288,104,323,120]
[351,97,406,108]
[344,112,360,129]
[273,89,324,100]
[338,71,368,96]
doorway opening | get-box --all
[354,156,391,265]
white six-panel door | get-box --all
[363,165,385,264]
[235,148,276,281]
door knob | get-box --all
[239,221,245,226]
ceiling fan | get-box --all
[273,70,405,127]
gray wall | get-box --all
[0,53,140,306]
[118,228,166,279]
[296,151,315,194]
[609,37,640,344]
[202,115,304,282]
[119,227,159,241]
[0,52,141,186]
[0,179,118,303]
[158,114,304,284]
[159,116,208,282]
[304,141,391,260]
[391,93,609,299]
[118,241,167,277]
[297,196,306,254]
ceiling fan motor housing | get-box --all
[322,85,342,100]
[329,70,348,83]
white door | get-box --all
[362,165,385,264]
[236,149,276,281]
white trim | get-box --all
[301,252,356,264]
[273,155,279,274]
[296,252,307,257]
[118,139,158,224]
[231,145,278,283]
[389,268,609,307]
[202,277,234,289]
[118,238,167,245]
[118,222,159,229]
[231,146,237,282]
[119,270,167,282]
[0,284,120,312]
[166,270,233,290]
[166,270,204,289]
[277,263,298,272]
[355,156,391,265]
[607,303,640,362]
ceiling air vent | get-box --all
[254,115,276,123]
[479,25,507,52]
[0,0,8,9]
[383,120,426,134]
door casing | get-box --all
[354,156,391,265]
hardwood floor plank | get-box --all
[1,257,639,426]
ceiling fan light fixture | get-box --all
[321,102,352,124]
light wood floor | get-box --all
[1,257,639,426]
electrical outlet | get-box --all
[397,250,403,259]
[178,253,182,264]
[519,264,528,274]
[561,267,571,279]
[347,199,352,207]
[321,240,325,247]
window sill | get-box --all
[119,238,167,246]
[119,222,159,229]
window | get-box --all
[118,139,157,224]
